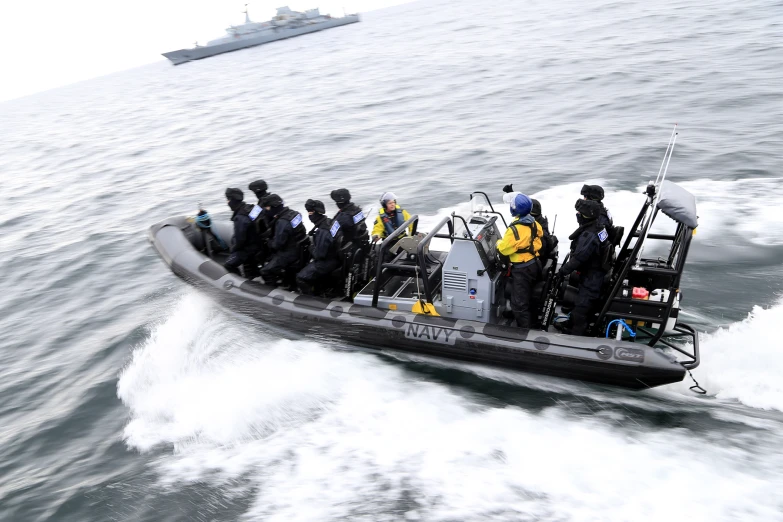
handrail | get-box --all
[636,323,700,370]
[370,214,454,307]
[617,196,651,254]
[631,232,677,240]
[470,191,495,212]
[451,214,473,240]
[667,223,688,268]
[452,213,502,241]
[674,323,700,370]
[372,214,419,307]
[416,216,453,303]
[470,192,508,227]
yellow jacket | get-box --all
[372,206,412,238]
[496,218,543,263]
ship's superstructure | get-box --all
[163,6,360,65]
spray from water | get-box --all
[663,298,783,411]
[118,291,783,521]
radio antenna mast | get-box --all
[654,124,678,186]
[635,124,678,268]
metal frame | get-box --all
[371,215,454,307]
[636,323,700,370]
[450,213,504,277]
[469,192,508,227]
[370,212,505,308]
[596,187,696,364]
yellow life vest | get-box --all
[507,220,542,263]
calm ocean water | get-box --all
[1,0,782,520]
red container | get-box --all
[632,287,650,300]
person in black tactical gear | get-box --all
[581,184,613,230]
[557,199,611,336]
[224,188,261,279]
[296,199,343,295]
[247,179,272,262]
[248,180,269,202]
[581,183,619,266]
[259,193,307,285]
[329,188,368,246]
[530,198,557,260]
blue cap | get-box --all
[510,193,532,217]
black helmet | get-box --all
[261,193,283,208]
[580,184,605,202]
[575,199,600,220]
[530,199,542,217]
[225,187,244,202]
[330,188,351,205]
[248,180,268,198]
[304,199,326,214]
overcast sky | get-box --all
[0,0,409,103]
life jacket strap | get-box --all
[510,221,539,256]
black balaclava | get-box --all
[575,199,600,225]
[226,187,244,211]
[261,193,284,217]
[249,180,268,201]
[330,188,351,210]
[305,199,326,225]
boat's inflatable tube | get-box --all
[149,218,686,389]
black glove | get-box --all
[502,184,514,193]
[558,266,570,277]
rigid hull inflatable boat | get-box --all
[148,179,701,390]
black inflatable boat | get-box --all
[148,178,700,390]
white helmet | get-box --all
[379,192,397,206]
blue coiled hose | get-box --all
[605,319,636,339]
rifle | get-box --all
[541,253,569,331]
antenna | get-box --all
[243,3,250,23]
[635,125,679,268]
[654,124,677,186]
[658,124,678,188]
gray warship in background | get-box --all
[163,6,360,65]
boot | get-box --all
[513,312,531,329]
[241,263,260,280]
